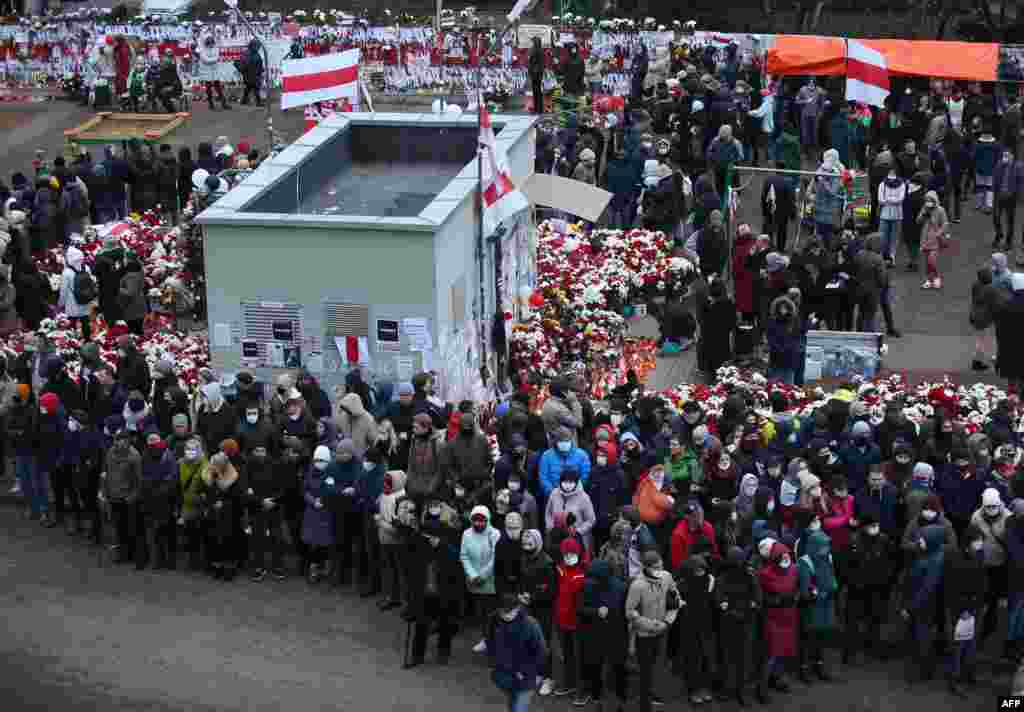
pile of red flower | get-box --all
[2,213,210,387]
[510,222,694,394]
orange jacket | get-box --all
[633,473,673,525]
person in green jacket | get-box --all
[665,435,702,491]
[178,436,209,570]
[776,120,803,174]
[797,529,838,683]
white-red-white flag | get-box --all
[845,40,889,108]
[478,99,529,236]
[280,49,360,110]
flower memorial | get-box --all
[661,366,1021,438]
[2,212,210,387]
[510,220,694,398]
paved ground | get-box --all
[0,505,1000,712]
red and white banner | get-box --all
[280,49,359,110]
[845,39,889,108]
[478,98,529,236]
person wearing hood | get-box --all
[334,391,377,458]
[836,421,881,494]
[195,382,236,455]
[177,436,208,570]
[917,189,950,290]
[495,433,538,493]
[378,382,417,469]
[694,209,729,281]
[137,431,177,570]
[545,467,596,554]
[970,487,1010,648]
[488,590,548,712]
[494,510,526,600]
[766,294,802,385]
[58,245,93,340]
[355,444,387,596]
[757,540,799,698]
[626,549,680,711]
[670,499,719,570]
[441,411,493,501]
[814,149,846,250]
[796,529,838,683]
[937,445,986,540]
[844,512,893,664]
[375,468,408,604]
[93,235,126,324]
[578,557,628,709]
[299,445,337,583]
[735,473,760,520]
[550,537,588,701]
[404,412,444,508]
[519,528,558,696]
[461,504,502,654]
[324,439,363,587]
[114,335,150,399]
[240,38,264,106]
[900,522,948,683]
[538,426,591,500]
[943,524,987,697]
[696,279,736,375]
[150,360,185,435]
[541,378,581,445]
[102,429,142,562]
[587,442,627,553]
[204,452,244,580]
[245,443,289,582]
[43,356,83,419]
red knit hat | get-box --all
[559,537,582,556]
[40,392,60,414]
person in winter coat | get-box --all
[195,30,230,111]
[204,452,245,580]
[993,148,1024,250]
[195,382,237,456]
[137,431,177,570]
[974,127,999,213]
[528,37,545,115]
[587,442,627,553]
[878,167,906,264]
[155,145,179,223]
[303,445,337,583]
[634,463,675,533]
[578,558,628,708]
[356,445,387,596]
[334,392,377,458]
[694,209,729,280]
[731,224,758,323]
[918,190,949,290]
[944,525,987,697]
[901,522,948,683]
[971,487,1011,647]
[495,433,538,492]
[545,468,596,553]
[844,513,893,664]
[245,444,290,581]
[488,590,548,712]
[30,178,59,250]
[797,529,838,682]
[118,256,147,335]
[814,149,846,249]
[674,553,716,704]
[766,294,802,384]
[552,537,587,701]
[697,279,736,375]
[670,499,719,570]
[970,266,1004,371]
[519,528,558,695]
[937,446,987,539]
[757,541,799,699]
[58,245,93,340]
[714,546,762,704]
[178,437,208,570]
[240,39,264,106]
[494,510,525,600]
[376,468,407,603]
[572,148,598,186]
[539,427,591,499]
[461,504,502,653]
[102,429,142,562]
[404,496,465,668]
[627,549,680,711]
[441,412,493,502]
[325,439,364,586]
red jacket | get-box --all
[555,539,587,631]
[822,494,854,552]
[732,233,757,314]
[670,519,720,571]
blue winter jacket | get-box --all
[538,447,591,498]
[587,462,628,530]
[488,607,548,692]
[838,442,882,493]
[355,462,386,513]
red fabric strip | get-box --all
[282,65,357,93]
[847,57,890,90]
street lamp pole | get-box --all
[224,1,274,156]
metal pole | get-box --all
[477,27,488,384]
[732,164,843,179]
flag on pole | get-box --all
[478,99,529,236]
[280,49,360,110]
[845,40,890,108]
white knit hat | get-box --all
[982,487,1002,507]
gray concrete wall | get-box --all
[204,223,436,391]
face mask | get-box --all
[246,413,259,424]
[454,486,466,498]
[362,461,376,472]
[808,519,822,532]
[184,447,199,460]
[718,456,732,471]
[742,483,757,497]
[767,466,781,478]
[779,557,792,569]
[684,412,700,425]
[866,524,880,536]
[428,504,442,517]
[922,509,937,521]
[508,480,522,492]
[557,441,572,453]
[500,608,519,622]
[895,455,911,465]
[472,519,486,531]
[314,461,329,471]
[39,407,47,416]
[610,414,623,426]
[595,454,609,467]
[985,505,1002,518]
[507,527,522,540]
[561,481,578,494]
[970,541,984,553]
[68,419,80,432]
[289,412,301,422]
[766,500,776,513]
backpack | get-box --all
[72,268,97,304]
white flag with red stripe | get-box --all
[280,49,360,110]
[845,40,889,108]
[478,99,529,236]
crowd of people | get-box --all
[7,345,1024,711]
